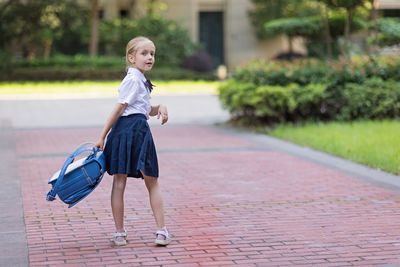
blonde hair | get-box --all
[125,36,155,67]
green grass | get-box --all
[0,80,220,97]
[267,120,400,175]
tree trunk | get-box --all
[288,35,293,55]
[43,39,52,59]
[322,4,332,58]
[89,0,99,57]
[368,0,378,57]
[342,7,353,58]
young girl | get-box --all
[94,36,171,246]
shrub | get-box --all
[369,18,400,47]
[232,59,330,86]
[218,80,328,123]
[180,51,214,72]
[13,54,124,68]
[0,49,14,79]
[338,78,400,120]
[2,65,217,81]
[218,56,400,124]
[218,80,257,117]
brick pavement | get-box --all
[10,124,400,266]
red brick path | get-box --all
[15,125,400,266]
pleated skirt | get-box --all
[103,113,158,178]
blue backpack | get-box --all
[46,144,106,208]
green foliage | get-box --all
[249,0,320,38]
[327,12,366,38]
[218,57,400,124]
[14,54,124,68]
[339,78,400,120]
[0,0,88,57]
[320,0,367,10]
[218,80,258,117]
[0,50,14,79]
[219,79,328,123]
[263,17,322,38]
[232,60,330,86]
[253,0,369,58]
[2,54,217,81]
[370,18,400,47]
[99,15,195,67]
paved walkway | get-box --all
[1,95,400,266]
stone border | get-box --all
[0,120,29,267]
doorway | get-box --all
[199,11,224,68]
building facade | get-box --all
[93,0,305,70]
[91,0,400,69]
[377,0,400,17]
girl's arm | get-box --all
[94,103,127,150]
[150,104,168,125]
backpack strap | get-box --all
[46,146,97,201]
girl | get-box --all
[94,36,171,246]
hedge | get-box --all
[218,56,400,124]
[2,66,217,81]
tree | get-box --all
[0,0,57,58]
[316,1,333,58]
[0,0,88,58]
[250,0,319,38]
[88,0,99,57]
[264,17,322,55]
[319,0,367,56]
[251,0,370,59]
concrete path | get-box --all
[1,94,400,266]
[0,95,230,128]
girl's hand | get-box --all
[94,138,105,151]
[157,104,168,125]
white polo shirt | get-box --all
[118,67,151,119]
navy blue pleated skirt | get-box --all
[103,113,158,178]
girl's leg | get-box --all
[142,172,171,245]
[142,172,165,228]
[111,174,128,241]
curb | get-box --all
[0,120,29,267]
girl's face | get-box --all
[129,41,155,74]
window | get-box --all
[120,9,128,18]
[383,9,400,17]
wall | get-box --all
[92,0,307,69]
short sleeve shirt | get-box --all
[118,67,151,119]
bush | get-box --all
[3,66,125,81]
[180,51,214,72]
[338,78,400,120]
[13,54,124,68]
[369,18,400,47]
[1,65,217,81]
[0,50,14,79]
[232,59,330,86]
[1,53,217,81]
[219,80,258,117]
[218,80,327,123]
[218,56,400,124]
